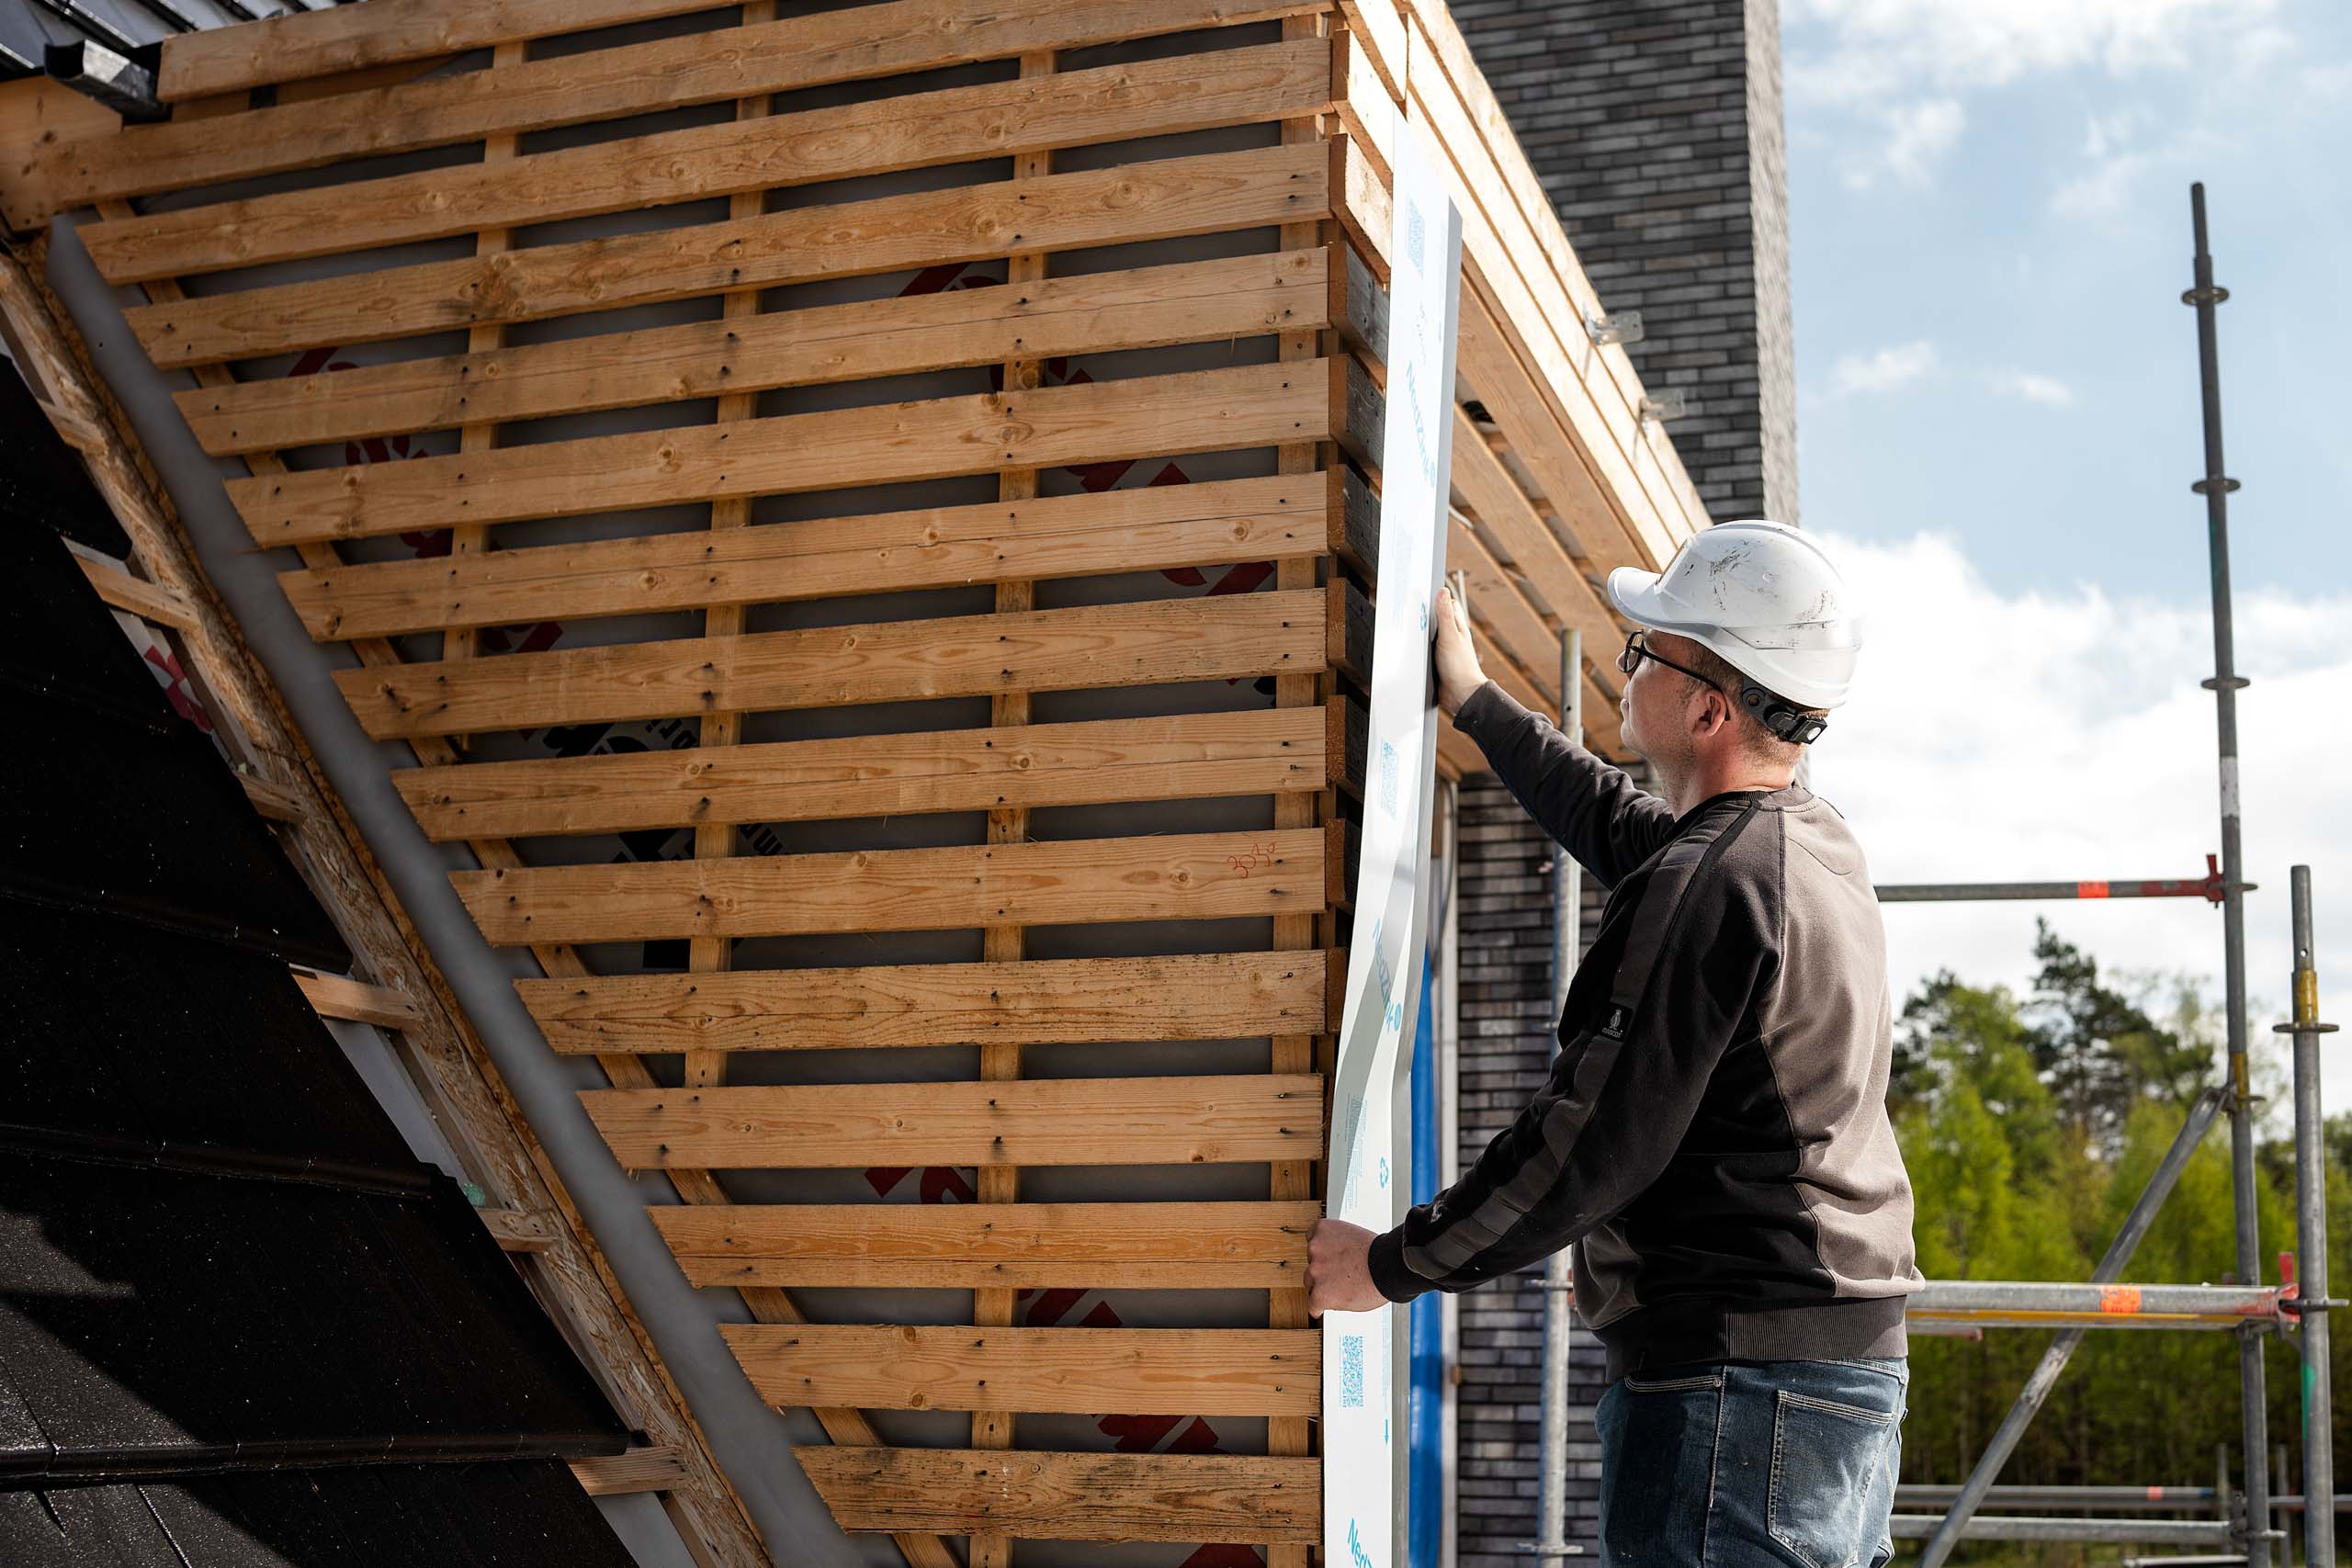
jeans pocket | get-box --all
[1768,1390,1898,1568]
[1621,1369,1725,1395]
[1599,1368,1725,1567]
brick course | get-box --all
[1452,0,1796,525]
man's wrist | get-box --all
[1366,1227,1438,1303]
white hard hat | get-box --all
[1606,520,1863,712]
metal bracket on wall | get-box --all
[1583,309,1644,345]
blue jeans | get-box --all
[1594,1358,1907,1567]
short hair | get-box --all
[1676,641,1826,760]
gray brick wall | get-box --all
[1453,768,1653,1564]
[1450,0,1797,525]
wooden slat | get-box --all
[455,826,1335,946]
[280,470,1329,642]
[520,949,1336,1056]
[1397,21,1688,565]
[231,357,1341,547]
[725,1325,1317,1416]
[238,771,302,822]
[156,0,1326,107]
[88,41,1330,284]
[675,25,770,1131]
[0,76,119,231]
[1330,132,1391,288]
[1449,403,1620,659]
[153,0,725,101]
[1329,91,1660,574]
[336,589,1331,740]
[37,395,108,456]
[1435,720,1485,780]
[1454,282,1645,578]
[50,0,1317,206]
[479,1205,555,1253]
[292,970,423,1031]
[1335,1,1408,108]
[437,34,526,675]
[796,1449,1318,1543]
[582,1072,1325,1170]
[184,249,1328,457]
[654,1200,1317,1291]
[76,554,199,632]
[571,1445,686,1499]
[1266,21,1328,1565]
[1397,0,1712,537]
[399,705,1329,840]
[126,140,1329,368]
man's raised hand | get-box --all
[1433,583,1486,717]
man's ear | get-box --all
[1691,682,1732,739]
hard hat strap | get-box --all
[1737,680,1828,746]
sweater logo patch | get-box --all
[1600,1005,1631,1040]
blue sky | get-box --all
[1775,0,2351,1111]
[1784,0,2352,604]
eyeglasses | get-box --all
[1617,629,1721,693]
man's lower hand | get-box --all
[1306,1217,1389,1316]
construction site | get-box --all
[0,0,2335,1564]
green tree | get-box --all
[2024,920,2215,1156]
[1890,932,2342,1565]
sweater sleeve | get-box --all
[1453,680,1679,887]
[1366,804,1776,1302]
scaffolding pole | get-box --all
[1532,626,1581,1562]
[2278,864,2338,1568]
[1876,858,2228,905]
[1907,1277,2283,1331]
[2185,178,2271,1568]
[1898,1516,2235,1546]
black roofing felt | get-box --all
[0,365,132,558]
[0,1165,623,1483]
[0,531,352,972]
[0,1459,640,1568]
[0,489,631,1558]
[0,904,418,1185]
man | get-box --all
[1306,521,1920,1567]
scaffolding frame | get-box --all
[1902,185,2335,1567]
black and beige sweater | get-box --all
[1367,681,1922,1377]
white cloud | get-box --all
[1840,97,1967,188]
[1833,339,1939,396]
[1987,368,2077,407]
[1806,531,2351,1107]
[1787,0,2273,107]
[1786,0,2280,200]
[2047,117,2224,219]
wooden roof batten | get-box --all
[4,0,1709,1561]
